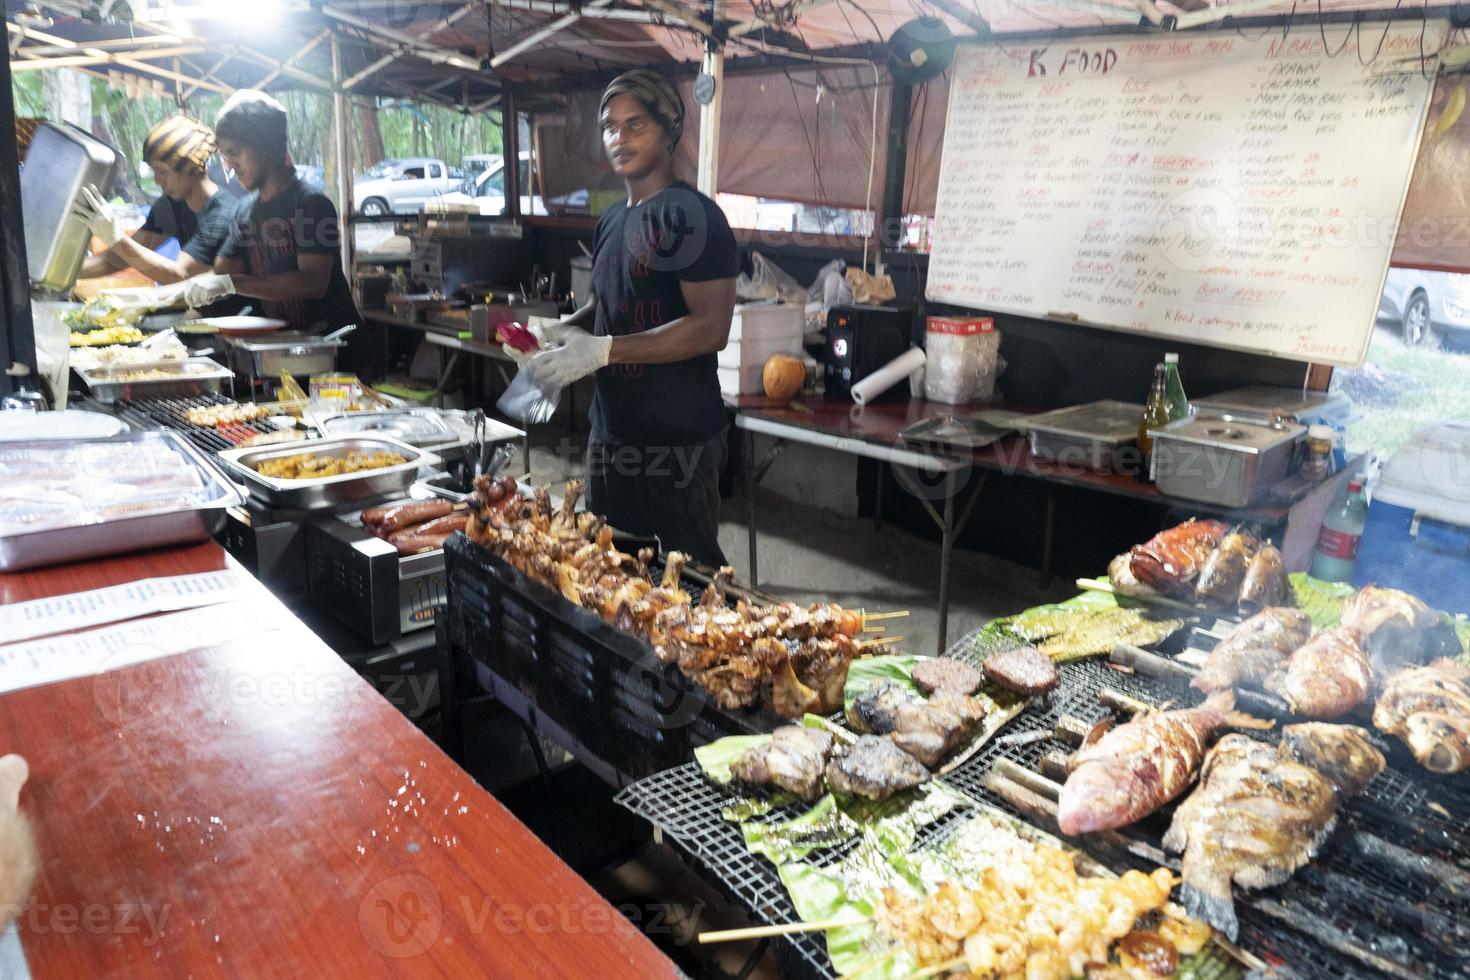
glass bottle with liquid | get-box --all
[1137,363,1170,483]
[1162,352,1190,422]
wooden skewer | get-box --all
[697,915,872,943]
[862,625,887,633]
[900,955,966,980]
[857,635,904,649]
[862,610,910,621]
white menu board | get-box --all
[926,25,1446,366]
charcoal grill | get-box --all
[617,623,1470,980]
[440,533,788,787]
[114,392,289,454]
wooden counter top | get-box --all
[0,543,677,978]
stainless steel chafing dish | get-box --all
[1019,400,1144,472]
[216,436,439,509]
[21,123,118,294]
[1150,413,1306,507]
[77,357,234,405]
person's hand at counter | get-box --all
[75,185,125,248]
[526,326,612,387]
[180,273,235,310]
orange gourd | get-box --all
[762,354,805,400]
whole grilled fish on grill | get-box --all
[1267,626,1372,718]
[730,725,836,802]
[1057,690,1269,835]
[1163,723,1384,941]
[1237,544,1289,612]
[1192,607,1313,694]
[1342,585,1445,676]
[1373,661,1470,773]
[1195,526,1257,608]
[889,690,988,768]
[1128,519,1230,599]
[824,735,930,801]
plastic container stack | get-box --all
[923,316,1002,405]
[717,302,804,396]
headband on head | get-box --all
[144,115,215,177]
[600,69,685,151]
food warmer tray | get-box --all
[311,408,517,460]
[78,357,234,405]
[306,500,449,646]
[0,431,243,572]
[216,436,439,510]
[1150,413,1305,507]
[1018,400,1143,472]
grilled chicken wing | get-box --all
[1057,690,1268,835]
[1267,626,1372,718]
[1163,724,1383,941]
[1192,607,1313,694]
[1128,519,1230,599]
[1373,662,1470,773]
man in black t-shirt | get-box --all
[521,70,739,565]
[78,115,239,293]
[172,90,359,334]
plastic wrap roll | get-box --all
[849,346,926,405]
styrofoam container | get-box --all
[719,303,803,372]
[1353,420,1470,613]
[718,364,765,396]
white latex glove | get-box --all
[75,185,125,248]
[500,319,575,365]
[181,273,235,310]
[525,327,612,388]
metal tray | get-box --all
[1020,400,1143,471]
[1151,413,1305,507]
[217,436,439,510]
[0,430,242,572]
[78,357,234,405]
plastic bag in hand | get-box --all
[496,366,562,425]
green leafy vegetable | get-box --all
[693,734,771,785]
[1289,573,1356,629]
[843,654,928,711]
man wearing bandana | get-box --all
[77,114,239,299]
[522,70,739,566]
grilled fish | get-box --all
[1192,607,1313,694]
[847,680,915,735]
[1373,662,1470,773]
[824,735,930,801]
[1343,585,1442,676]
[1238,544,1290,612]
[1267,626,1372,718]
[1128,519,1230,599]
[889,690,988,768]
[1195,526,1258,608]
[1163,724,1384,940]
[1057,690,1268,835]
[730,725,836,802]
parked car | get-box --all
[353,157,462,216]
[1378,267,1470,348]
[424,152,589,217]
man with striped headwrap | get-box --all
[77,114,240,292]
[517,69,739,565]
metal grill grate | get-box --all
[618,624,1470,980]
[115,393,279,454]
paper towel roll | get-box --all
[850,346,926,405]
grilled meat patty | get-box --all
[730,725,836,802]
[981,645,1059,696]
[1057,690,1263,835]
[1373,662,1470,773]
[824,735,930,800]
[912,658,985,697]
[1192,607,1312,694]
[889,690,988,768]
[1163,724,1383,941]
[1267,626,1372,718]
[847,679,915,735]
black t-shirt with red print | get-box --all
[589,181,739,447]
[217,177,359,333]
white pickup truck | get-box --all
[353,157,463,216]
